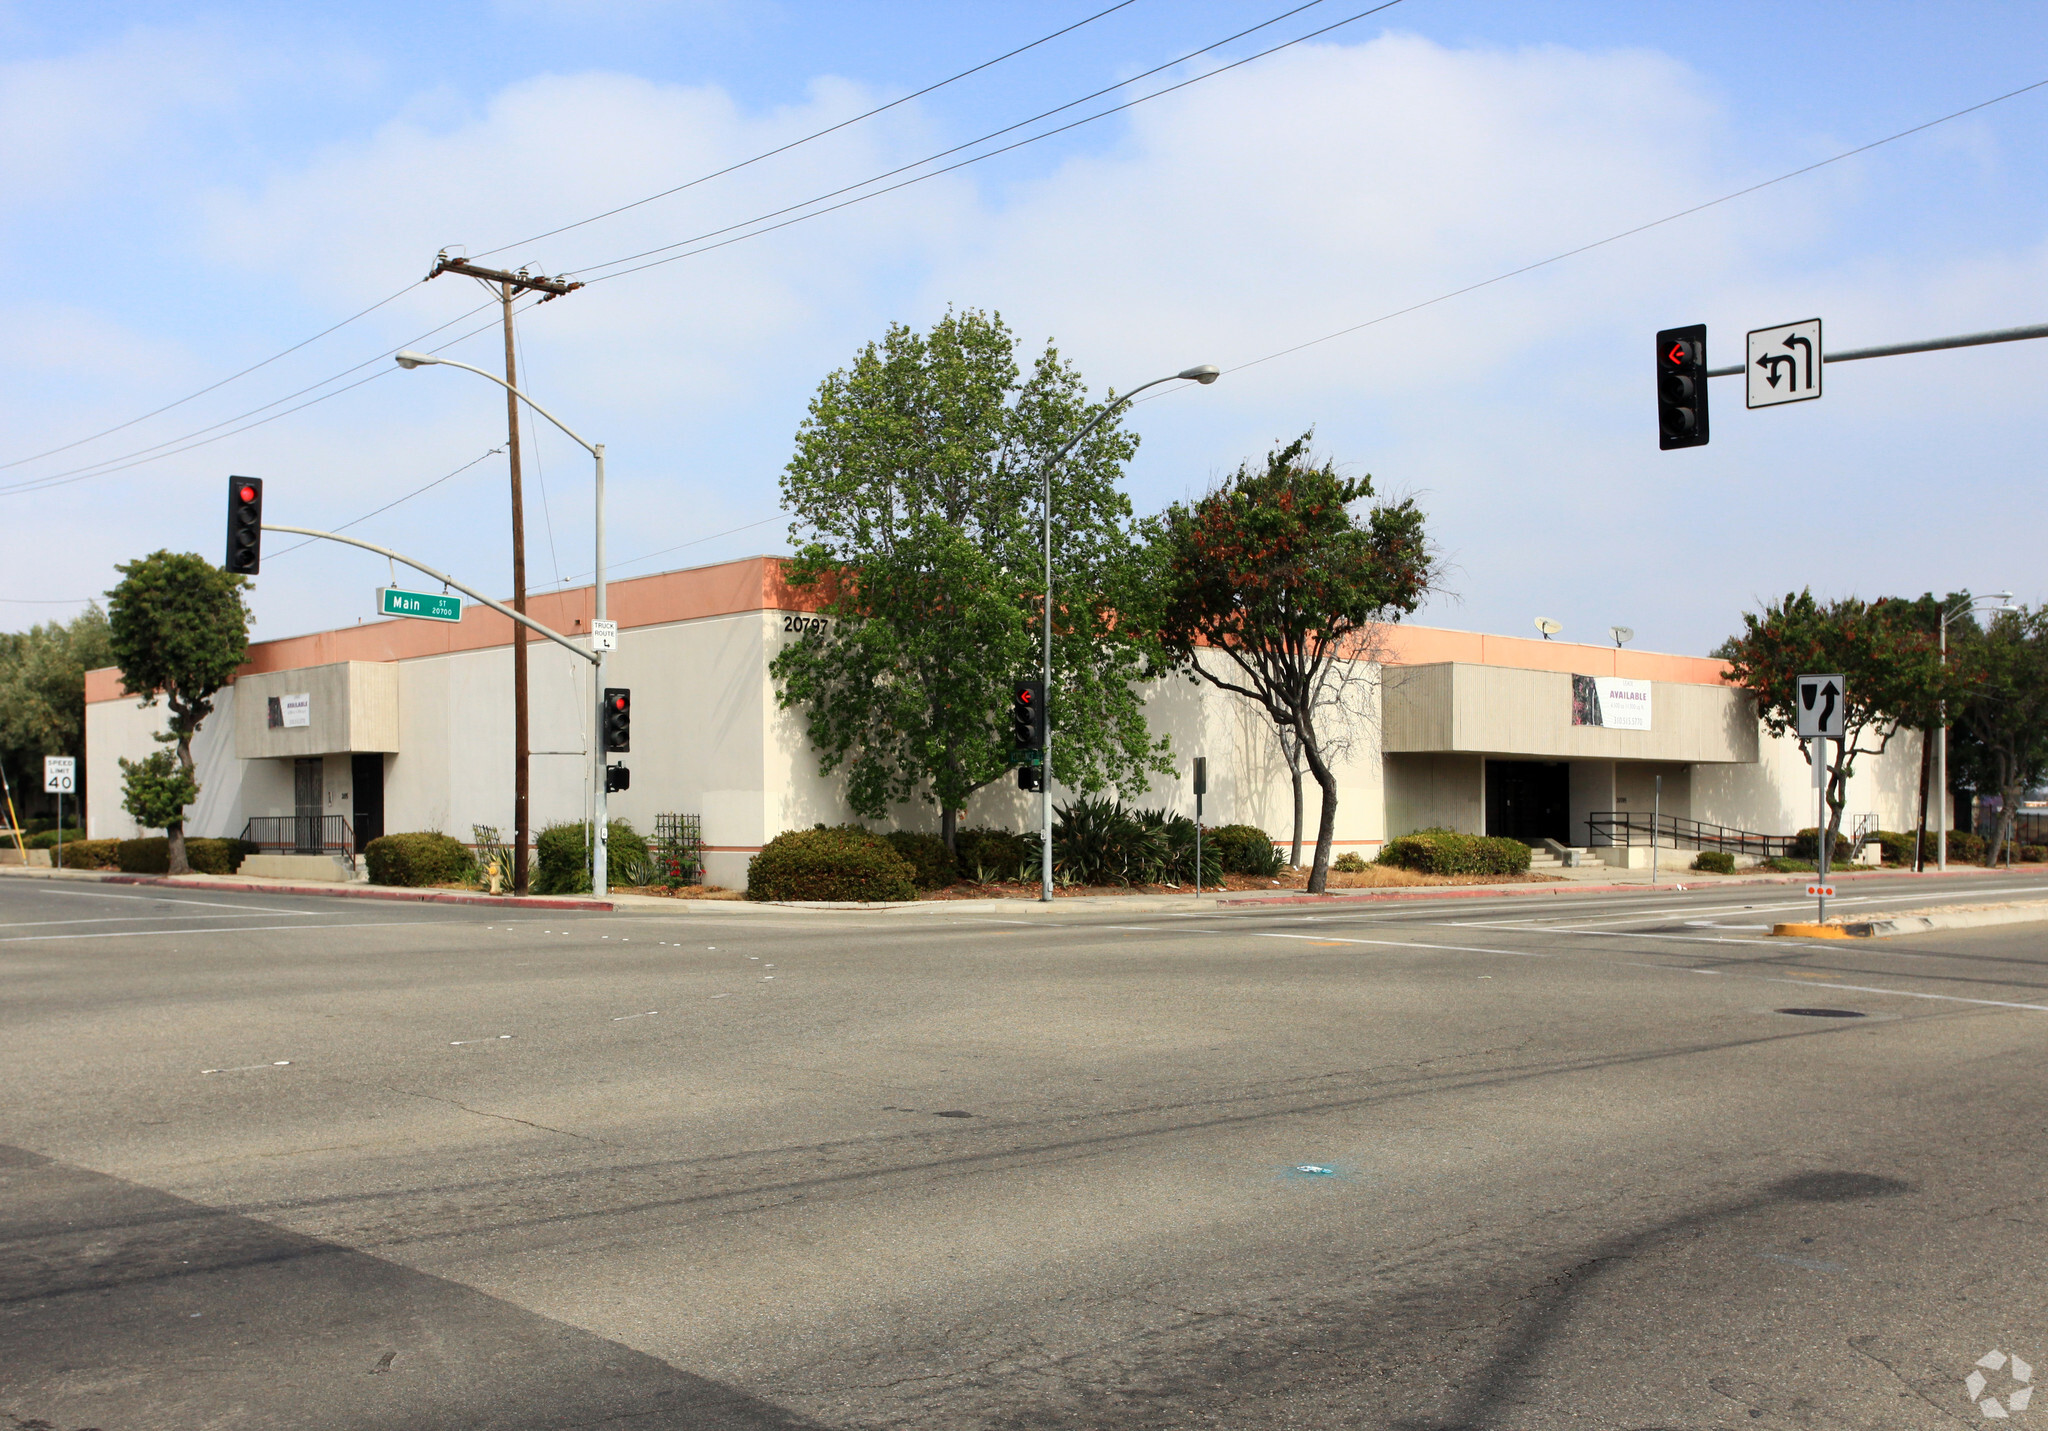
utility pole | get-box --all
[424,253,582,893]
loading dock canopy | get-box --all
[1381,663,1757,764]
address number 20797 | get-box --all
[783,615,828,636]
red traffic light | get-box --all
[610,695,626,711]
[1016,687,1034,704]
[237,484,257,504]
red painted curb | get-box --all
[96,874,613,912]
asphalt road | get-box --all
[4,870,2048,1430]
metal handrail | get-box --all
[1585,811,1800,858]
[241,814,355,868]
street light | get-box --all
[1038,363,1220,902]
[1937,590,2015,873]
[394,350,619,896]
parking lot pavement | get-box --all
[3,873,2046,1429]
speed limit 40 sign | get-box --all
[43,756,75,794]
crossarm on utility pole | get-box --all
[261,525,597,665]
[1705,319,2048,377]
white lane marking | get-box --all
[451,1035,515,1045]
[0,925,448,945]
[612,1011,658,1021]
[0,886,318,915]
[203,1061,292,1074]
[1709,970,2048,1014]
[1251,931,1550,958]
[1510,885,2048,932]
[0,912,330,929]
[1101,925,1225,935]
[0,920,454,944]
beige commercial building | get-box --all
[84,556,1930,885]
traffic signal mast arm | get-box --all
[259,524,600,666]
[1700,318,2048,377]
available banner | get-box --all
[1571,675,1652,731]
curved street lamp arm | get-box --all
[1048,373,1186,468]
[261,524,598,665]
[403,355,600,458]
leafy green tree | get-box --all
[1946,606,2048,865]
[1720,590,1954,866]
[105,552,250,874]
[0,605,112,821]
[1148,434,1434,892]
[118,750,200,832]
[772,309,1170,851]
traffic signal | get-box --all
[605,765,631,793]
[1017,762,1042,792]
[602,688,630,753]
[226,476,263,573]
[1656,324,1709,450]
[1010,680,1045,752]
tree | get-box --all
[0,605,112,822]
[1719,590,1951,867]
[1947,607,2048,865]
[105,552,250,874]
[772,309,1170,851]
[1148,434,1433,892]
[119,750,200,833]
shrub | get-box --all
[1947,830,1987,864]
[1047,796,1219,887]
[954,826,1033,882]
[1377,828,1531,877]
[364,831,475,887]
[884,830,958,890]
[1874,830,1925,867]
[1207,823,1283,877]
[532,820,648,895]
[747,826,917,902]
[2024,845,2048,864]
[1332,851,1369,873]
[116,836,258,875]
[38,837,119,868]
[1691,850,1736,875]
[24,827,85,849]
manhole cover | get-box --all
[1777,1007,1866,1019]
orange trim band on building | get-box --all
[83,554,1729,703]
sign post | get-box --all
[1796,675,1847,921]
[44,756,75,871]
[1192,756,1208,896]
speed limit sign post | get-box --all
[44,756,75,870]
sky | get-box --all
[5,0,2048,655]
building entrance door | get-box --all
[351,753,384,850]
[293,758,323,853]
[1485,760,1569,844]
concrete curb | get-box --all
[0,866,615,912]
[1772,900,2048,939]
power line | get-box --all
[1141,74,2048,392]
[569,0,1374,283]
[0,302,530,498]
[563,515,786,584]
[267,446,506,559]
[474,0,1143,261]
[1,3,1142,481]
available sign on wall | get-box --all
[1571,675,1652,731]
[266,693,312,729]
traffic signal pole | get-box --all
[1700,318,2048,379]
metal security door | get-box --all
[293,758,323,853]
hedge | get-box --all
[364,831,475,887]
[1332,851,1369,873]
[747,826,917,903]
[1691,850,1736,875]
[24,827,85,849]
[1377,828,1531,876]
[35,837,120,868]
[954,826,1035,882]
[115,837,258,875]
[1207,824,1283,876]
[883,830,957,890]
[531,821,649,895]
